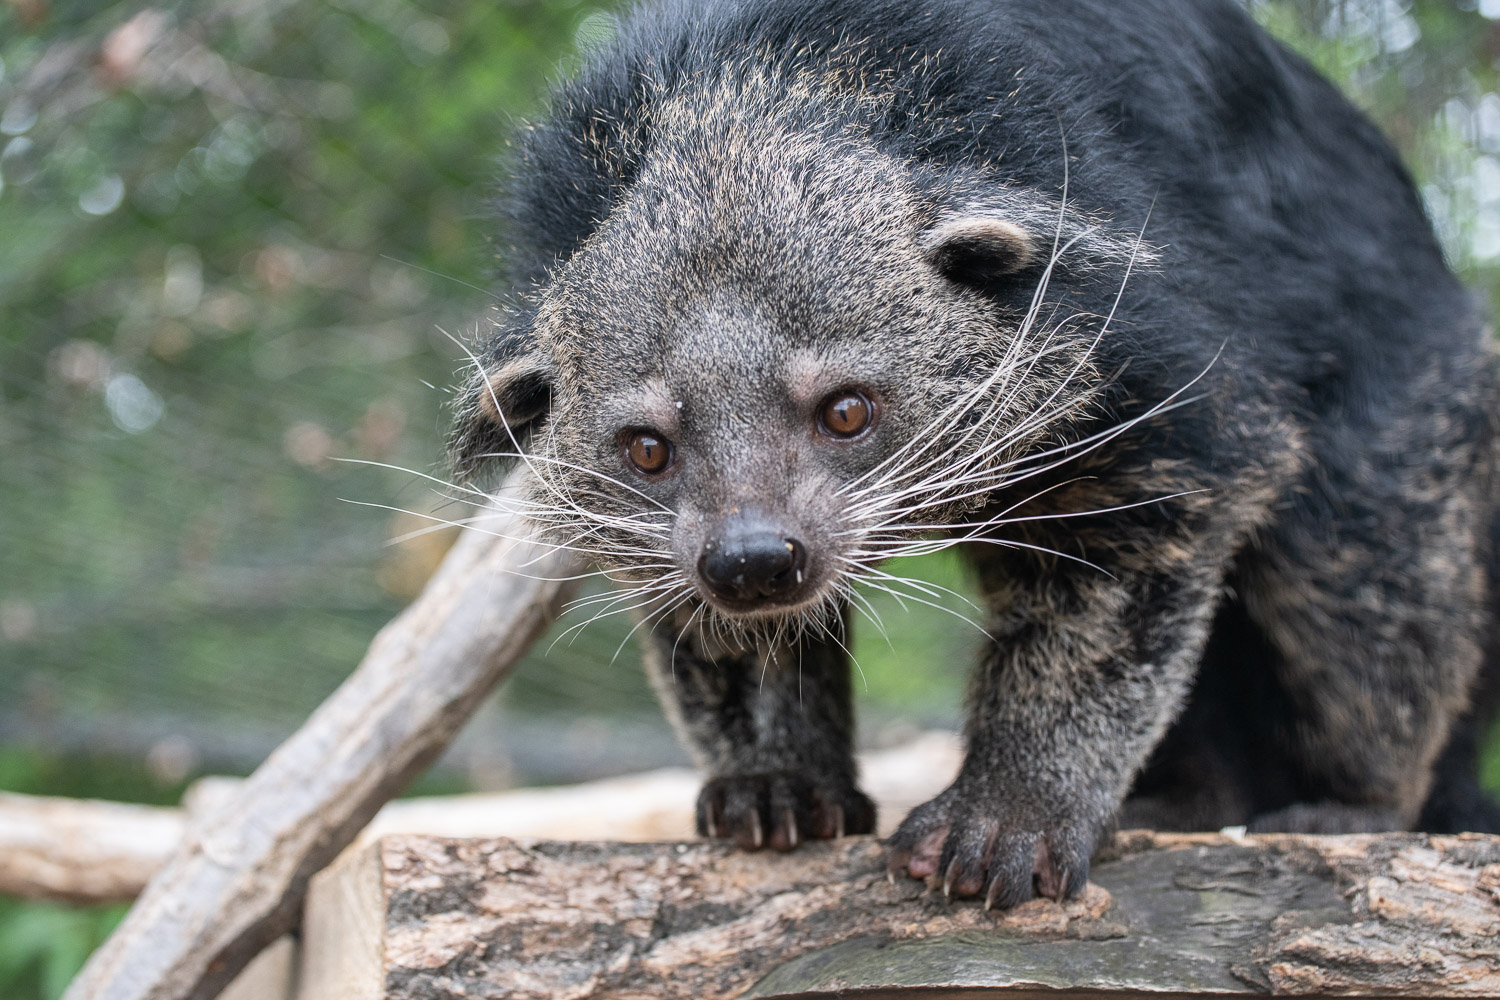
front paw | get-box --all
[885,786,1095,909]
[696,772,875,852]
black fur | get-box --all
[454,0,1500,906]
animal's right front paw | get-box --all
[696,772,875,852]
[884,782,1095,910]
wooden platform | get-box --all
[292,830,1500,999]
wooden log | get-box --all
[4,734,962,905]
[0,793,183,904]
[0,791,296,999]
[62,475,575,1000]
[216,938,295,1000]
[298,831,1500,999]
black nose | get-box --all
[699,527,808,604]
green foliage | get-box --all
[0,900,127,1000]
[0,747,188,804]
[0,0,626,766]
[0,747,177,998]
[1252,1,1500,305]
[850,552,982,717]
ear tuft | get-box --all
[924,217,1035,286]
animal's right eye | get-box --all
[624,430,673,475]
[818,389,876,439]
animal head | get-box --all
[452,61,1146,639]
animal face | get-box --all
[456,72,1139,638]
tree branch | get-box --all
[62,473,574,1000]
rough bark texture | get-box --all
[62,473,574,1000]
[299,831,1500,1000]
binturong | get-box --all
[451,0,1500,908]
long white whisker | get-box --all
[612,587,696,665]
[843,584,893,651]
[441,325,608,527]
[842,141,1090,500]
[838,558,984,613]
[548,581,686,651]
[851,576,992,641]
[846,190,1164,541]
[336,498,670,564]
[563,574,685,612]
[848,490,1210,548]
[849,379,1209,527]
[474,449,676,516]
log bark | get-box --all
[299,831,1500,999]
[62,474,574,1000]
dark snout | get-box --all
[698,512,809,608]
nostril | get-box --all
[697,545,725,590]
[765,538,806,591]
[699,532,810,603]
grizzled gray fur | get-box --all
[452,0,1500,908]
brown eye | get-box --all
[625,430,672,474]
[819,390,874,439]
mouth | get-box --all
[692,575,838,623]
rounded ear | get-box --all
[474,353,553,435]
[923,217,1035,286]
[451,351,556,475]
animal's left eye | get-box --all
[624,430,673,474]
[818,389,875,439]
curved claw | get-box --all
[885,793,1097,909]
[696,773,874,852]
[983,873,1005,912]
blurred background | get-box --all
[2,0,1499,995]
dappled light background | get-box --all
[2,0,1500,995]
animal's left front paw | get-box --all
[885,783,1097,910]
[696,771,875,852]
